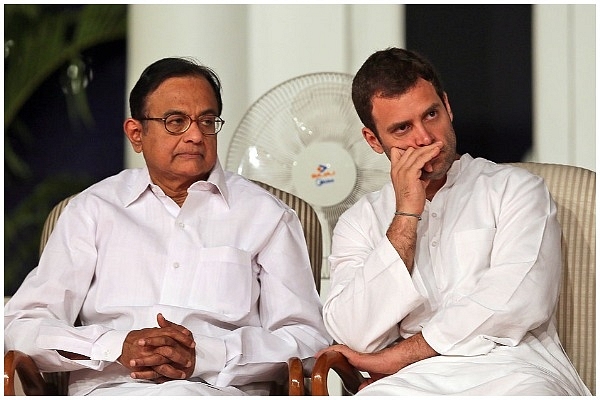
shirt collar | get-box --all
[444,153,474,188]
[189,159,230,205]
[124,158,230,208]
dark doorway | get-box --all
[406,5,532,163]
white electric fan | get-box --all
[225,72,390,278]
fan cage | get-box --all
[226,72,390,278]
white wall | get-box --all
[126,4,403,169]
[126,4,595,171]
[532,4,595,171]
[126,4,250,168]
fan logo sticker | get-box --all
[311,164,336,186]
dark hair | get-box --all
[351,47,445,134]
[129,57,223,120]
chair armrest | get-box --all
[311,350,365,395]
[287,356,305,395]
[4,350,51,396]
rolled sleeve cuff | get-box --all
[192,336,226,383]
[91,329,130,362]
[421,306,495,356]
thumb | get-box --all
[156,313,193,338]
[156,312,168,327]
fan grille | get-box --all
[226,72,390,277]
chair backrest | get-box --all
[509,162,596,394]
[251,180,322,293]
[39,195,77,255]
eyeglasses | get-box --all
[140,114,225,136]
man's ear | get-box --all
[442,92,453,122]
[124,118,143,153]
[362,127,385,154]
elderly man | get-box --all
[5,57,331,395]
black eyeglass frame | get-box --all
[139,114,225,136]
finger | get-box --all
[137,335,178,347]
[152,363,187,380]
[133,326,185,341]
[154,345,193,367]
[418,141,443,162]
[394,142,441,164]
[389,146,411,167]
[139,332,195,349]
[155,315,195,348]
[130,368,163,380]
[130,353,170,368]
[157,314,192,336]
[137,327,196,349]
[120,330,162,367]
[391,144,442,190]
[315,345,331,358]
[135,341,193,367]
[409,143,441,169]
[390,147,422,182]
[316,344,346,359]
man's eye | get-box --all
[396,124,408,133]
[199,117,215,127]
[166,115,187,126]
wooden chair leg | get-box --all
[4,350,51,396]
[288,357,305,395]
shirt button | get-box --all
[431,241,438,247]
[431,212,438,218]
[173,262,180,269]
[178,222,185,229]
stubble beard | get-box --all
[423,131,458,181]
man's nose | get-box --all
[182,120,205,142]
[414,124,434,146]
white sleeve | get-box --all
[323,206,426,353]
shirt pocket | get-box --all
[453,227,496,287]
[184,246,255,319]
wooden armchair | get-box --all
[304,162,596,395]
[4,180,323,396]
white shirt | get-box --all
[323,154,590,395]
[4,160,331,395]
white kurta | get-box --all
[323,154,590,395]
[4,160,332,395]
